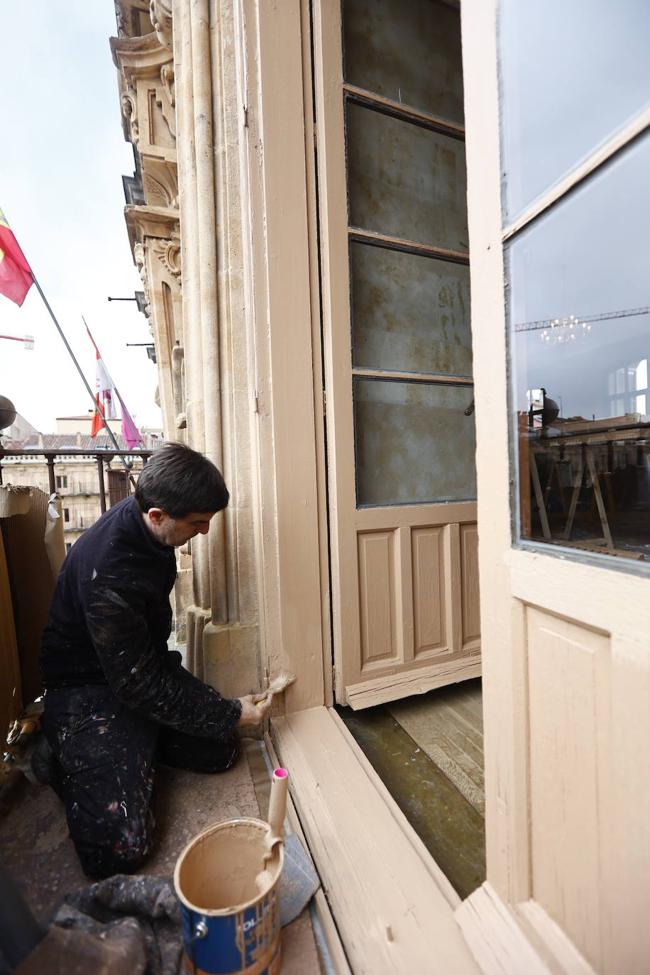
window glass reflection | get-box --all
[510,133,650,559]
[354,379,476,506]
[499,0,650,221]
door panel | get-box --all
[357,530,399,666]
[526,607,608,969]
[314,0,479,708]
[412,526,446,655]
[460,525,481,648]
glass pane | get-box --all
[510,133,650,560]
[347,103,468,252]
[354,379,476,505]
[343,0,464,125]
[351,242,472,376]
[499,0,650,221]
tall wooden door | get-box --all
[459,1,650,971]
[313,0,480,709]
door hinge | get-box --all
[243,105,249,128]
[322,388,327,415]
[254,392,259,414]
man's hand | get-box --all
[237,693,272,727]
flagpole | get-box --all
[30,273,133,469]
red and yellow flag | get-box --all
[0,208,33,306]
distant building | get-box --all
[0,415,161,549]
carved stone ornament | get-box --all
[160,62,175,111]
[133,242,152,320]
[150,0,173,50]
[143,170,177,209]
[151,236,182,282]
[121,84,139,145]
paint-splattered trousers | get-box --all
[41,685,239,879]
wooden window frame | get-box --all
[502,81,650,571]
[344,88,473,397]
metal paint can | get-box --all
[174,818,284,975]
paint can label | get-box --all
[181,893,281,975]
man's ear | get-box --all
[146,507,166,526]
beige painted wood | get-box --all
[349,227,469,264]
[346,654,480,709]
[461,0,534,907]
[352,367,473,386]
[456,883,554,975]
[240,0,326,711]
[356,500,476,530]
[272,706,479,974]
[502,103,650,243]
[312,0,479,708]
[460,524,481,649]
[463,0,650,971]
[342,83,465,139]
[526,609,607,969]
[516,902,598,975]
[457,885,599,975]
[264,732,352,975]
[412,527,445,655]
[299,0,335,709]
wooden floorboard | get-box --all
[273,706,479,975]
[338,704,486,898]
[389,679,485,815]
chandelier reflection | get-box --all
[540,314,592,345]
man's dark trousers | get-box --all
[42,685,239,878]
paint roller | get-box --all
[254,767,289,893]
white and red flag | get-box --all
[86,324,143,448]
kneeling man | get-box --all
[39,442,270,877]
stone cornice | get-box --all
[125,203,179,247]
[110,32,175,148]
[110,28,170,73]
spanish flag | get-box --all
[0,208,33,306]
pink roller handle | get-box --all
[265,768,288,858]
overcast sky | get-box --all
[0,3,161,433]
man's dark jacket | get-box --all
[41,496,241,738]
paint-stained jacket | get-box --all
[41,496,242,738]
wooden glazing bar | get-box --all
[348,226,470,265]
[343,83,466,141]
[502,104,650,243]
[352,367,473,386]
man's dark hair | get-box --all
[135,442,229,517]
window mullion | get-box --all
[502,104,650,244]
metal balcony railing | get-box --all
[0,448,152,514]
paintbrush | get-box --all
[256,671,296,706]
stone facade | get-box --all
[111,1,262,694]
